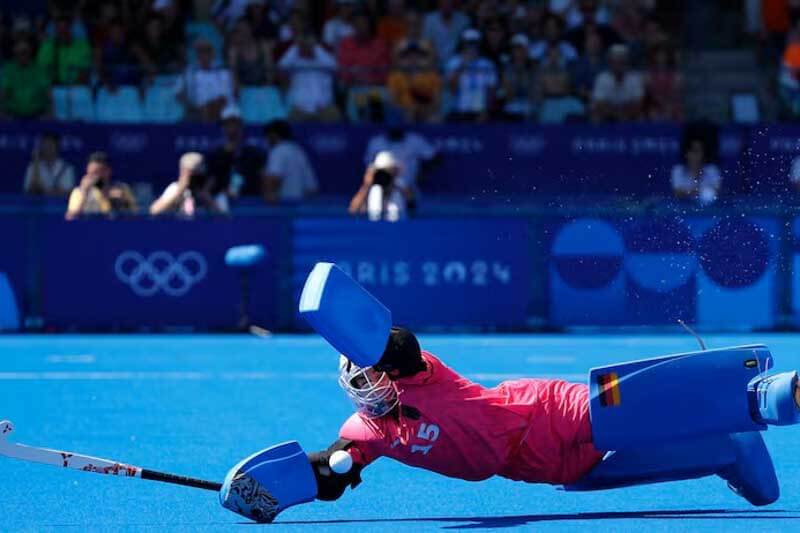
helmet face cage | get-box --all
[338,356,399,418]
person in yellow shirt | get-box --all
[65,152,114,220]
[387,42,442,122]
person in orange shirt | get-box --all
[387,42,442,122]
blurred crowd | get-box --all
[0,0,683,124]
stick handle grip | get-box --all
[140,469,222,491]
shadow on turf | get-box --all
[274,509,799,529]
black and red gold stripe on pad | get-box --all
[597,372,621,407]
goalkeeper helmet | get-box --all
[338,355,399,418]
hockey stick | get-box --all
[0,420,221,491]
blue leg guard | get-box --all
[718,432,779,506]
[749,371,800,426]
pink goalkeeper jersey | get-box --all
[339,352,603,485]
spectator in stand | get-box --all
[349,150,409,222]
[1,40,50,119]
[482,18,508,70]
[278,31,340,121]
[644,43,683,121]
[24,133,75,197]
[564,0,611,29]
[133,15,184,77]
[423,0,470,65]
[337,9,390,87]
[37,14,91,84]
[520,3,547,44]
[571,27,606,102]
[179,38,235,122]
[213,0,256,31]
[590,44,644,122]
[65,152,137,220]
[244,0,279,43]
[378,0,409,50]
[323,0,356,53]
[565,1,622,56]
[760,0,794,59]
[152,0,187,52]
[150,152,226,217]
[642,15,669,51]
[538,46,574,103]
[262,120,319,203]
[671,139,722,205]
[446,28,498,122]
[275,7,308,59]
[613,0,649,63]
[7,16,35,59]
[500,34,538,120]
[96,17,140,86]
[393,9,435,62]
[530,14,578,64]
[780,42,800,116]
[387,41,443,122]
[206,105,266,207]
[364,125,438,205]
[227,18,273,86]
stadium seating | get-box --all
[52,86,95,121]
[539,97,586,124]
[143,85,185,123]
[347,86,390,122]
[239,86,288,124]
[95,86,144,123]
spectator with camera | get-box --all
[364,125,438,205]
[150,152,226,217]
[262,120,318,203]
[24,133,75,197]
[349,150,409,222]
[65,152,137,219]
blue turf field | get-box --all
[1,334,799,531]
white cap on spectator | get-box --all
[462,28,481,42]
[373,151,399,170]
[511,34,529,48]
[220,104,242,121]
[180,152,205,173]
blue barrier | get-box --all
[292,218,532,328]
[0,211,796,332]
[0,121,754,197]
[548,216,777,328]
[39,217,286,330]
[0,215,29,320]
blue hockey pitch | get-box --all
[1,334,799,531]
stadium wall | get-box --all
[5,121,798,196]
[0,212,797,332]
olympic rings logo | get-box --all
[114,251,208,297]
